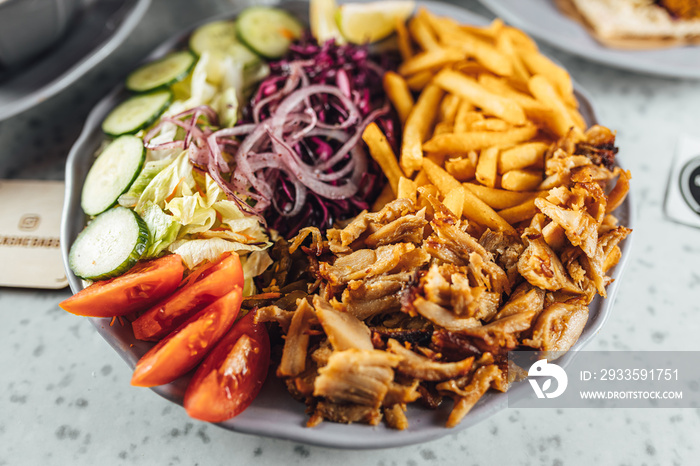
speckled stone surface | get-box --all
[2,0,700,464]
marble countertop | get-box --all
[2,0,699,464]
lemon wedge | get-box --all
[311,0,346,45]
[337,1,416,44]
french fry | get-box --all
[443,188,465,218]
[496,31,529,84]
[434,70,526,125]
[528,74,575,138]
[422,158,463,192]
[475,146,499,188]
[455,111,485,133]
[505,77,531,95]
[421,9,457,29]
[423,125,538,156]
[409,12,440,50]
[453,61,491,77]
[422,159,516,235]
[498,142,549,173]
[523,106,559,136]
[397,176,418,203]
[401,84,444,176]
[445,156,476,181]
[454,102,482,133]
[505,26,538,52]
[520,51,575,106]
[439,94,461,125]
[433,20,512,75]
[421,11,510,73]
[383,71,414,124]
[395,16,413,61]
[470,119,510,132]
[501,168,543,191]
[426,151,447,167]
[372,184,395,211]
[498,197,539,224]
[568,106,587,132]
[434,122,453,135]
[414,169,430,186]
[363,122,404,195]
[463,183,542,210]
[406,70,433,91]
[437,31,512,77]
[398,48,465,76]
[461,18,505,40]
[477,74,547,114]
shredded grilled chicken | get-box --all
[439,364,504,428]
[313,349,400,408]
[313,296,373,351]
[522,302,590,353]
[387,339,475,381]
[262,126,630,430]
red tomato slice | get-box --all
[183,310,270,423]
[59,255,185,317]
[130,286,243,387]
[131,253,244,341]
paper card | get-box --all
[664,135,700,229]
[0,180,68,289]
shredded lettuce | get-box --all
[241,250,274,296]
[139,201,181,257]
[167,237,269,270]
[131,151,271,269]
[167,193,216,236]
[211,87,239,128]
[160,50,267,128]
[136,152,195,211]
[185,52,217,108]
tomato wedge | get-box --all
[183,310,270,423]
[59,255,185,317]
[131,253,244,341]
[130,286,243,387]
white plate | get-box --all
[0,0,151,121]
[479,0,700,79]
[61,0,635,449]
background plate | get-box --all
[479,0,700,79]
[0,0,151,121]
[61,0,635,449]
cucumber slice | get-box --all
[81,136,145,216]
[102,90,172,137]
[189,21,238,57]
[69,207,149,280]
[126,51,196,93]
[236,6,304,59]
